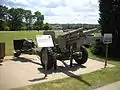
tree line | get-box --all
[51,24,100,30]
[0,5,52,31]
[61,24,100,30]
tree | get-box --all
[34,11,44,30]
[0,5,8,21]
[99,0,120,57]
[44,23,52,30]
[0,5,8,31]
[24,10,33,30]
[8,8,24,30]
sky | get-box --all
[0,0,99,24]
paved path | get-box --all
[0,55,114,90]
[94,81,120,90]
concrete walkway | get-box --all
[94,81,120,90]
[0,55,114,90]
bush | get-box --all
[4,26,10,31]
[90,39,105,56]
[90,38,119,58]
[43,23,52,30]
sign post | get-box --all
[103,34,112,68]
[105,44,108,68]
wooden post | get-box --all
[104,44,108,68]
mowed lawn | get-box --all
[0,31,64,56]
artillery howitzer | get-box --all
[13,28,97,71]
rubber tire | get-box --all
[40,47,54,70]
[14,51,21,57]
[74,46,88,64]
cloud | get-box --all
[45,0,66,8]
[43,9,57,16]
[0,0,28,8]
[0,0,99,24]
[51,6,75,16]
[72,0,99,15]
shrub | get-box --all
[43,23,52,30]
[4,26,10,31]
[90,39,105,56]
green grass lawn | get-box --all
[0,31,64,56]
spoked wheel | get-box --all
[40,47,54,70]
[73,46,88,65]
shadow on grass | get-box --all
[56,66,91,86]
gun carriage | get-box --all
[13,28,97,71]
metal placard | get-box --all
[36,35,54,47]
[103,34,112,44]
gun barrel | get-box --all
[83,28,98,35]
[63,27,84,36]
